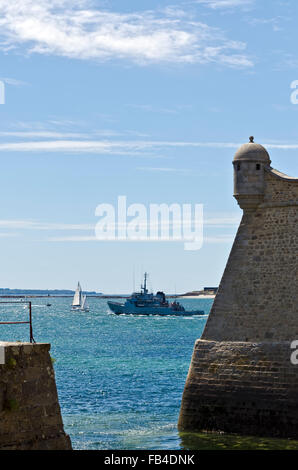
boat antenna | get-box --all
[143,272,148,294]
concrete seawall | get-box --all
[0,342,71,450]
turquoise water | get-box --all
[0,297,212,450]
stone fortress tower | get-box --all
[178,137,298,437]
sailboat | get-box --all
[71,282,89,312]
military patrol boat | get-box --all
[107,273,205,316]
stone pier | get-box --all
[0,342,71,450]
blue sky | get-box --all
[0,0,297,293]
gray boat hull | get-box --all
[107,301,205,316]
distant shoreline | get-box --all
[0,295,126,299]
[178,295,216,299]
[0,294,215,299]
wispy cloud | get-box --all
[0,215,240,243]
[0,77,28,86]
[275,53,298,71]
[0,131,88,139]
[195,0,254,9]
[0,0,253,67]
[137,167,191,174]
[127,104,178,115]
[48,235,97,242]
[0,215,240,231]
[0,232,19,238]
[47,234,236,244]
[204,215,241,226]
[0,138,297,155]
[247,16,288,32]
[0,220,94,230]
[0,140,152,155]
[204,235,235,243]
[1,119,149,140]
[0,129,147,139]
[126,103,194,116]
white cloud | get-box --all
[204,235,235,243]
[0,131,88,138]
[204,216,241,226]
[0,216,240,231]
[0,77,28,86]
[137,167,191,173]
[247,16,287,32]
[0,232,19,237]
[0,0,253,67]
[48,235,97,242]
[0,138,297,155]
[0,220,94,230]
[127,104,179,114]
[47,234,236,243]
[195,0,254,9]
[0,139,152,155]
[0,216,240,245]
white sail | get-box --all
[81,294,86,309]
[72,282,82,306]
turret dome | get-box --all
[233,137,271,165]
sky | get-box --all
[0,0,297,294]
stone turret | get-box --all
[233,136,271,211]
[178,138,298,438]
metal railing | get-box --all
[0,301,35,343]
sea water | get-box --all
[1,297,298,450]
[0,297,211,449]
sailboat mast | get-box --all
[79,282,82,306]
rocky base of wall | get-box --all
[178,339,298,438]
[0,342,72,450]
[0,433,71,450]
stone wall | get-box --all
[178,340,298,437]
[0,342,72,450]
[178,149,298,437]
